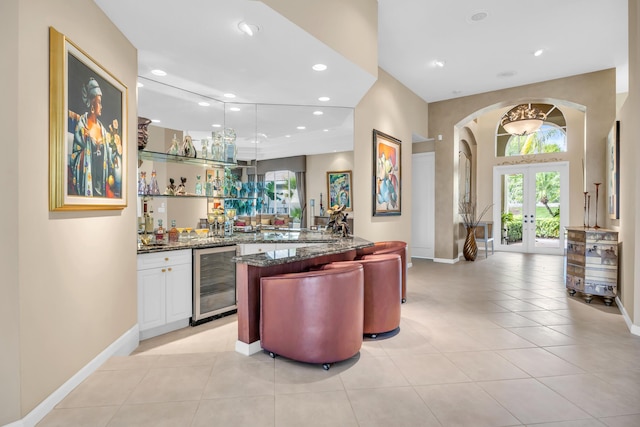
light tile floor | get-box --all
[38,253,640,427]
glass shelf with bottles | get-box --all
[138,149,237,168]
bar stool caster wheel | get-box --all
[268,352,276,359]
[322,363,331,371]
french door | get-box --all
[492,162,568,255]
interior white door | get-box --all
[411,152,435,258]
[493,162,569,255]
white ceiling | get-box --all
[379,0,628,102]
[95,0,628,158]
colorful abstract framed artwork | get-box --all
[372,129,401,216]
[607,120,620,219]
[327,170,353,211]
[49,27,128,211]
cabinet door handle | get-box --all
[164,257,169,261]
[168,267,172,272]
[161,268,166,273]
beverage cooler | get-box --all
[192,245,237,324]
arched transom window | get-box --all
[496,103,567,157]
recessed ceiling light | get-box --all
[151,119,161,123]
[238,21,260,36]
[223,93,236,99]
[313,111,323,116]
[296,126,306,130]
[312,64,327,71]
[285,135,291,138]
[534,49,544,57]
[151,69,167,76]
[137,82,144,88]
[229,107,241,112]
[323,129,329,132]
[212,124,221,128]
[433,60,446,68]
[470,11,488,22]
[198,101,210,107]
[318,96,330,102]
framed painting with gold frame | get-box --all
[327,170,353,211]
[49,27,128,211]
[372,129,401,216]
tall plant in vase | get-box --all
[459,201,493,261]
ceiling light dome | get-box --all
[501,104,547,136]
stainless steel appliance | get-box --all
[192,245,237,324]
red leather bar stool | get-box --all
[259,264,364,370]
[357,241,408,303]
[325,253,401,338]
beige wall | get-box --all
[0,0,139,420]
[428,69,616,260]
[0,0,21,423]
[353,68,429,251]
[618,0,640,324]
[306,152,355,227]
[262,0,378,79]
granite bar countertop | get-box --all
[137,229,372,266]
[231,236,372,267]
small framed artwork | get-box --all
[372,129,401,216]
[607,120,620,219]
[327,170,353,211]
[49,27,128,211]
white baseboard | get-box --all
[235,339,262,356]
[615,296,640,336]
[139,318,190,341]
[433,257,460,264]
[13,324,139,427]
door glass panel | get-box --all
[534,171,561,249]
[501,173,523,247]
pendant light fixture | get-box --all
[500,104,547,136]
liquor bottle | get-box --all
[143,201,154,234]
[168,219,179,243]
[155,219,166,244]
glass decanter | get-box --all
[195,175,203,195]
[214,169,223,197]
[211,131,224,162]
[137,171,148,195]
[167,133,180,155]
[205,173,213,197]
[200,139,209,159]
[223,128,237,163]
[149,170,160,195]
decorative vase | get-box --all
[137,117,151,150]
[463,226,478,261]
